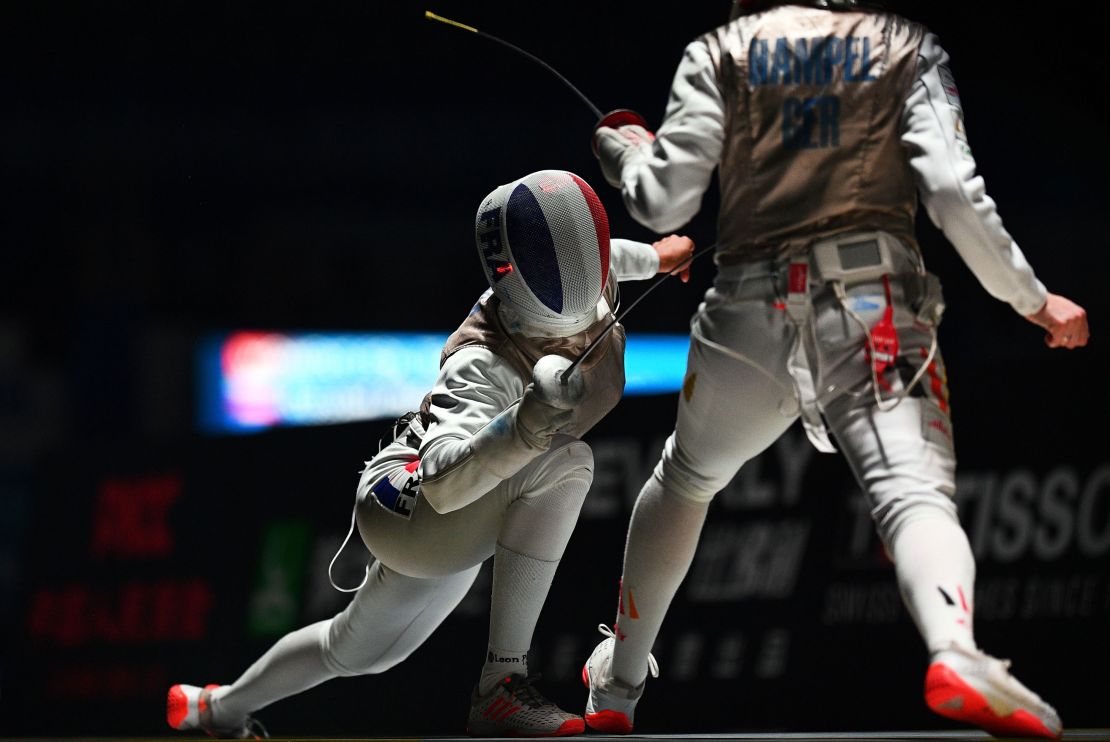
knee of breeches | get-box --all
[654,437,723,506]
[561,439,594,475]
[525,438,594,490]
[322,621,408,677]
[873,493,960,550]
[324,647,409,676]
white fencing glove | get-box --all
[470,355,585,480]
[594,124,655,188]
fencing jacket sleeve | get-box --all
[615,40,725,234]
[611,238,661,280]
[419,241,657,514]
[418,348,525,514]
[901,33,1047,316]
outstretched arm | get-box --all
[901,33,1089,348]
[418,348,582,513]
[594,40,725,234]
[611,235,696,283]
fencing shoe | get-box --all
[581,624,659,734]
[925,643,1062,739]
[167,683,269,740]
[467,673,584,737]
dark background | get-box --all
[2,0,1108,737]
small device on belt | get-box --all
[813,232,903,382]
[812,232,898,283]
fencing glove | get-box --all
[470,355,584,480]
[594,124,655,188]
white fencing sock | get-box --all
[480,444,591,694]
[890,511,977,654]
[479,546,558,693]
[610,476,709,687]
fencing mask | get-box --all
[475,170,611,337]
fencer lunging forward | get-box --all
[582,1,1088,739]
[165,170,695,739]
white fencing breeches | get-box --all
[666,244,957,541]
[210,436,593,726]
[611,239,974,686]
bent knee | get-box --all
[322,645,408,677]
[514,439,594,510]
[656,441,730,505]
[322,622,411,677]
[530,438,594,482]
[552,438,593,472]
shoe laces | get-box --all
[198,688,269,740]
[597,623,659,678]
[242,717,270,740]
[502,674,550,710]
[946,644,1051,705]
[952,643,1014,672]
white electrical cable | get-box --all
[833,281,939,413]
[328,502,369,594]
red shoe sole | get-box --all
[548,718,586,736]
[466,718,585,737]
[581,662,634,734]
[166,685,188,729]
[585,710,632,734]
[925,662,1060,739]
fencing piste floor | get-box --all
[7,731,1110,742]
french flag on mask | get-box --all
[474,170,610,335]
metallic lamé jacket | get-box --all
[611,5,1046,316]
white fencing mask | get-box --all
[475,170,611,337]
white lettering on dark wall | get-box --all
[822,582,903,625]
[1019,574,1102,619]
[843,465,1110,563]
[581,436,666,519]
[687,521,810,602]
[755,628,791,679]
[974,577,1020,621]
[712,632,746,679]
[821,574,1110,626]
[670,633,705,681]
[1078,466,1110,555]
[959,465,1110,562]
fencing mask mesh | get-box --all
[475,170,610,336]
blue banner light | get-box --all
[197,331,689,433]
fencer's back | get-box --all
[703,5,926,261]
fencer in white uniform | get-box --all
[165,170,695,738]
[581,2,1088,739]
